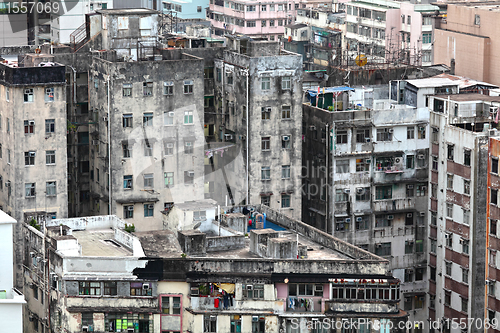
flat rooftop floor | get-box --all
[72,229,133,257]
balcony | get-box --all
[326,300,399,314]
[286,296,324,313]
[373,198,414,212]
[190,296,234,311]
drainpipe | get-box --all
[241,68,249,206]
[107,75,112,215]
[325,123,329,233]
[331,121,335,236]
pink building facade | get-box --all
[208,0,311,40]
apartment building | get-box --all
[134,204,408,333]
[208,0,301,40]
[0,210,25,333]
[162,0,210,20]
[0,55,68,289]
[427,93,495,332]
[23,215,154,333]
[434,3,500,87]
[302,89,430,326]
[344,0,437,66]
[212,37,303,219]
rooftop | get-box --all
[431,73,499,90]
[72,229,134,257]
[96,8,159,15]
[433,93,500,102]
[173,199,218,211]
[406,77,459,88]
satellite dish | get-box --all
[355,54,368,67]
[193,221,202,229]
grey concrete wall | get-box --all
[206,235,245,252]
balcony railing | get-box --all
[286,296,324,313]
[373,198,414,212]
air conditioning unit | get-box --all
[29,152,36,157]
[365,159,371,163]
[30,252,35,257]
[356,188,364,194]
[166,143,174,148]
[306,52,311,58]
[102,116,108,122]
[407,185,414,189]
[224,134,233,141]
[421,186,427,190]
[5,182,10,187]
[168,112,174,117]
[127,329,134,333]
[282,135,290,141]
[190,287,200,296]
[444,234,449,239]
[29,120,35,126]
[419,126,425,131]
[417,154,425,159]
[246,285,253,290]
[29,315,34,322]
[407,213,413,218]
[419,212,425,217]
[148,204,154,209]
[310,125,316,130]
[376,243,382,248]
[365,138,371,143]
[127,206,134,211]
[395,157,401,163]
[142,284,150,290]
[345,218,351,223]
[188,171,195,177]
[459,239,464,245]
[343,189,350,193]
[356,217,363,222]
[92,140,99,145]
[387,215,394,220]
[82,326,89,332]
[388,128,394,133]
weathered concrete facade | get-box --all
[213,37,303,220]
[0,59,68,289]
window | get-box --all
[261,166,271,180]
[144,203,154,217]
[242,284,264,299]
[356,158,369,172]
[417,126,426,139]
[226,72,233,85]
[375,186,392,200]
[204,315,217,332]
[123,175,133,189]
[336,130,348,144]
[130,282,152,296]
[445,261,452,276]
[493,158,499,174]
[124,205,133,218]
[261,77,270,90]
[246,20,256,27]
[45,119,55,134]
[247,5,256,11]
[82,313,94,328]
[474,14,480,25]
[24,88,34,102]
[376,128,393,141]
[281,194,290,208]
[261,107,271,119]
[143,81,153,96]
[432,156,438,171]
[461,297,468,313]
[422,33,432,44]
[336,160,349,173]
[184,170,194,184]
[282,105,291,119]
[445,233,453,249]
[447,144,454,160]
[261,137,270,150]
[492,219,498,236]
[46,181,56,196]
[464,180,470,195]
[282,76,291,90]
[184,80,193,94]
[356,128,370,143]
[231,315,241,333]
[407,126,414,139]
[24,120,35,134]
[261,196,270,206]
[164,142,174,156]
[334,189,348,203]
[261,20,266,27]
[123,114,133,128]
[464,149,471,166]
[443,290,451,306]
[462,239,469,254]
[5,87,8,101]
[7,118,9,133]
[252,316,265,333]
[216,68,222,82]
[282,165,291,179]
[45,87,54,102]
[431,212,437,226]
[406,155,414,169]
[282,135,291,149]
[164,172,174,187]
[356,187,370,201]
[446,203,453,218]
[143,112,153,127]
[79,281,101,295]
[463,209,470,225]
[447,174,453,190]
[144,141,153,156]
[144,174,154,188]
[416,184,426,196]
[375,242,391,256]
[104,282,117,295]
[163,81,173,95]
[430,239,437,253]
[122,83,132,97]
[491,249,497,267]
[492,189,498,205]
[184,111,193,124]
[197,5,202,12]
[122,143,131,158]
[25,151,36,166]
[163,111,174,126]
[489,281,496,296]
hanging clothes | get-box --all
[309,298,314,312]
[223,293,230,309]
[230,294,233,306]
[289,297,295,310]
[214,298,220,308]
